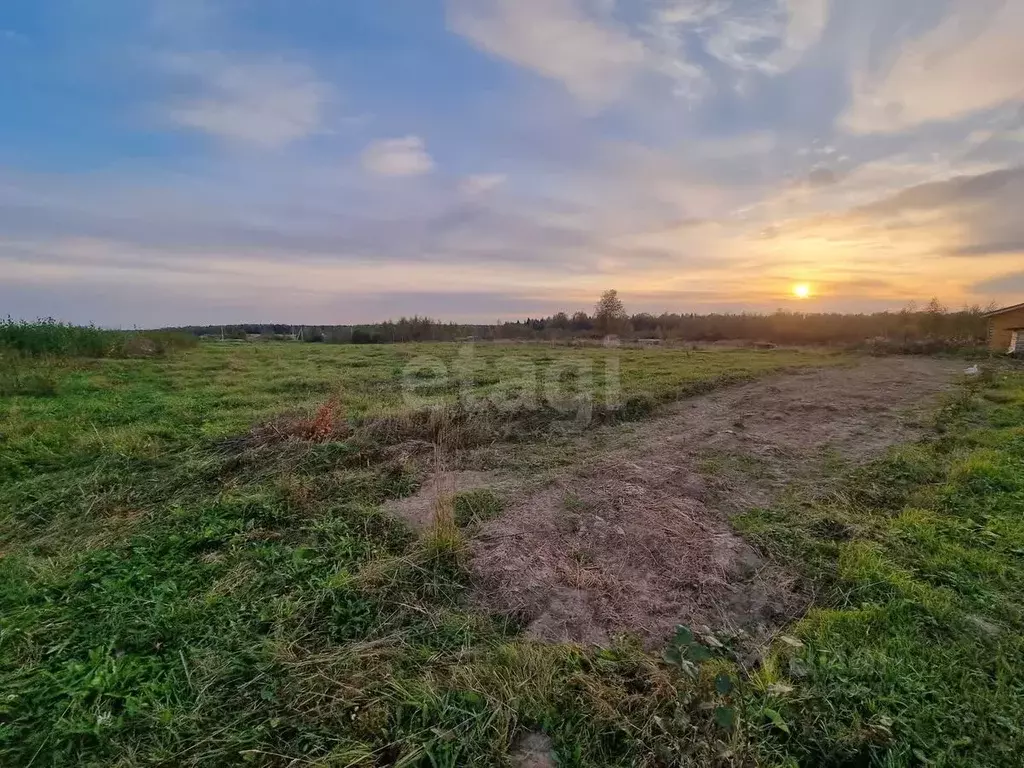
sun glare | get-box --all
[792,283,812,299]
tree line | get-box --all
[171,293,991,347]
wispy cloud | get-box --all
[972,270,1024,296]
[163,54,330,147]
[843,1,1024,133]
[361,136,435,177]
[692,0,828,74]
[447,0,646,109]
[771,0,829,71]
[447,0,829,111]
[459,174,506,196]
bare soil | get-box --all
[509,732,556,768]
[470,357,963,647]
[388,357,965,648]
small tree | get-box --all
[594,289,627,335]
[570,311,592,332]
[921,297,947,338]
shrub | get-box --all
[857,336,988,356]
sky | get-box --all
[2,0,1024,327]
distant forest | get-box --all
[171,295,992,348]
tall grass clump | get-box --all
[120,329,199,356]
[0,317,197,359]
[0,355,63,397]
[424,431,464,557]
[0,317,116,357]
[0,318,197,397]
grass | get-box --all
[0,340,838,766]
[452,489,505,527]
[0,319,198,398]
[0,342,843,483]
[2,338,1022,765]
[736,369,1024,767]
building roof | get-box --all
[983,301,1024,318]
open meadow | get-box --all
[2,336,1024,766]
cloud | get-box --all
[459,174,506,195]
[5,148,1019,324]
[447,0,831,111]
[447,0,646,108]
[857,166,1024,217]
[774,0,829,70]
[803,167,838,187]
[361,136,435,177]
[164,54,329,147]
[843,0,1024,133]
[0,161,608,276]
[446,0,831,112]
[698,0,828,74]
[950,241,1024,258]
[758,164,1024,288]
[971,271,1024,295]
[851,166,1024,260]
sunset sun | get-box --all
[792,283,812,299]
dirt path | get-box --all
[467,357,965,647]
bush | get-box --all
[857,337,988,356]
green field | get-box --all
[2,341,1023,766]
[0,342,841,477]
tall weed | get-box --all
[0,318,197,359]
